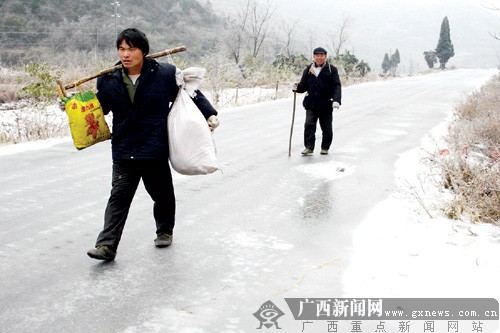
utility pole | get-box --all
[111,1,120,37]
[95,28,98,62]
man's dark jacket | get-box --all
[296,62,342,112]
[96,58,217,161]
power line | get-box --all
[0,32,113,37]
[0,42,114,47]
[0,31,116,36]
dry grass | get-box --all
[0,61,112,103]
[437,74,500,223]
[0,64,96,144]
[0,67,28,103]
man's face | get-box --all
[118,40,145,75]
[313,52,327,66]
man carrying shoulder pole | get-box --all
[86,28,219,261]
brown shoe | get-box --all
[87,245,116,261]
[154,233,173,247]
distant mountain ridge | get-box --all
[0,0,223,64]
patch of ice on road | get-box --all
[122,307,208,333]
[385,122,412,128]
[122,307,247,333]
[296,161,354,180]
[227,232,293,251]
[375,129,408,136]
[270,240,294,250]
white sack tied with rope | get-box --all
[168,67,218,175]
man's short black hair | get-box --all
[116,28,149,55]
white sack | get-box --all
[168,89,218,175]
[182,67,206,97]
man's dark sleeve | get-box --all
[192,90,218,119]
[96,77,111,115]
[331,66,342,105]
[295,67,309,93]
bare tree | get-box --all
[278,19,300,57]
[482,3,500,40]
[226,0,276,63]
[227,1,251,64]
[200,42,242,106]
[246,0,276,58]
[305,30,316,56]
[327,14,352,56]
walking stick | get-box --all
[288,91,297,157]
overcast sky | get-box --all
[212,0,500,72]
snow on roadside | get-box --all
[0,103,69,147]
[0,136,71,156]
[342,116,500,299]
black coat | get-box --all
[96,58,217,160]
[296,62,342,112]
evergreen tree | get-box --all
[334,50,358,77]
[423,50,437,68]
[435,16,455,69]
[389,49,400,75]
[382,53,391,75]
[355,60,371,77]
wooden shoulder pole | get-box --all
[55,45,187,92]
[55,80,68,99]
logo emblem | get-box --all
[253,300,284,329]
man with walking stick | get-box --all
[292,47,342,155]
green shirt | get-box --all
[122,69,139,103]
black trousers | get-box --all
[95,159,176,249]
[304,109,333,150]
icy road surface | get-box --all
[0,69,496,332]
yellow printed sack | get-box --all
[62,90,111,149]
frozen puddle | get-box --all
[296,161,354,180]
[375,128,408,136]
